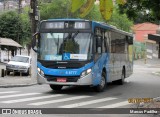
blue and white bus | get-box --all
[32,19,133,92]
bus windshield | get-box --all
[38,33,93,61]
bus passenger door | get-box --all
[92,35,106,86]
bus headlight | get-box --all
[37,67,44,77]
[80,68,92,78]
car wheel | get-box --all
[50,85,63,91]
[25,69,30,76]
[94,72,106,92]
[7,71,10,75]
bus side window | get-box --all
[94,28,102,53]
[96,36,102,54]
[104,31,110,53]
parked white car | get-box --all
[6,55,31,75]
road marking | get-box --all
[98,101,130,108]
[1,94,63,103]
[29,96,91,106]
[0,93,41,99]
[0,91,20,94]
[60,97,117,108]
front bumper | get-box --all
[6,67,28,73]
[37,72,92,86]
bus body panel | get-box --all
[92,53,109,85]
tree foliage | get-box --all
[39,0,104,21]
[118,0,160,23]
[39,0,73,20]
[0,10,31,46]
[83,4,104,22]
[108,8,133,32]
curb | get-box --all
[153,97,160,101]
[0,83,37,88]
[152,72,160,76]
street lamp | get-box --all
[146,10,149,22]
[143,10,150,64]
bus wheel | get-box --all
[94,72,106,92]
[117,69,125,85]
[50,85,63,91]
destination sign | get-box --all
[41,21,91,30]
[45,22,64,29]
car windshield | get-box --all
[11,56,29,63]
[38,33,93,61]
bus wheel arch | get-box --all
[93,70,106,92]
[117,66,126,85]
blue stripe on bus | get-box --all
[92,53,110,86]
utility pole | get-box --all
[30,0,38,34]
[3,0,7,11]
[30,0,38,83]
[18,0,22,14]
[17,0,22,54]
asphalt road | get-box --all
[0,64,160,117]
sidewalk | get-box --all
[0,62,37,87]
[134,58,160,67]
[0,76,37,87]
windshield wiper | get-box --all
[64,31,79,40]
[71,31,79,40]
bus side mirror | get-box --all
[32,32,40,53]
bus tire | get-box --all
[117,68,125,85]
[50,85,63,91]
[94,72,106,92]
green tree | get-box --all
[0,11,31,45]
[39,0,73,20]
[84,4,105,22]
[71,0,126,20]
[20,7,31,46]
[39,0,104,21]
[118,0,160,23]
[108,8,133,32]
[0,11,21,42]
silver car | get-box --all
[6,55,31,75]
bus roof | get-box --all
[47,18,90,22]
[92,21,133,37]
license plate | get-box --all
[57,78,67,82]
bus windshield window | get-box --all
[39,33,92,61]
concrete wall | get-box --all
[146,42,159,59]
